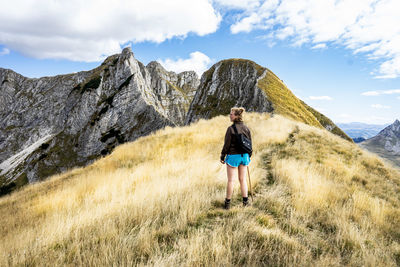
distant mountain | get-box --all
[353,137,366,143]
[337,122,389,140]
[360,120,400,167]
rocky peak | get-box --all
[145,61,199,125]
[185,58,352,142]
[146,61,166,72]
[146,61,199,94]
[1,53,350,196]
[362,119,400,156]
[121,46,134,57]
[378,120,400,138]
[176,71,199,95]
[0,48,199,196]
[185,59,272,124]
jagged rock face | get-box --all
[0,47,199,194]
[360,119,400,168]
[0,53,351,195]
[185,58,352,142]
[363,120,400,155]
[186,59,273,124]
[146,61,198,125]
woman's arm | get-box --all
[220,127,231,161]
[247,126,252,158]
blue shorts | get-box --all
[225,154,250,167]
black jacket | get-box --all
[220,121,252,161]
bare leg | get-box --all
[238,164,248,198]
[226,164,236,199]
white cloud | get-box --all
[213,0,260,11]
[361,89,400,96]
[374,56,400,79]
[311,43,327,49]
[157,51,213,77]
[0,48,9,56]
[0,0,221,62]
[371,104,391,109]
[231,13,262,34]
[309,96,333,100]
[361,91,380,96]
[229,0,400,79]
[230,0,279,34]
[276,26,294,40]
[0,47,10,56]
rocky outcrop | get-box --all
[0,47,199,195]
[362,120,400,155]
[186,59,273,124]
[1,54,352,196]
[378,120,400,153]
[146,61,198,125]
[360,120,400,168]
[185,58,352,142]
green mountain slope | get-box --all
[1,113,399,266]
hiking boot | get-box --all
[243,199,249,207]
[224,199,231,210]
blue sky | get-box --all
[1,0,400,124]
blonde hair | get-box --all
[231,107,245,122]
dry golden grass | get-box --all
[1,113,400,266]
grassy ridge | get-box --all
[256,67,352,142]
[257,69,323,128]
[300,99,353,141]
[1,113,400,266]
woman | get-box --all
[220,107,252,210]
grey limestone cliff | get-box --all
[359,120,400,168]
[185,58,352,142]
[186,59,273,124]
[362,120,400,154]
[0,47,199,195]
[146,61,199,125]
[360,120,400,168]
[1,53,351,196]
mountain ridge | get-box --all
[1,50,351,195]
[186,58,352,142]
[0,47,198,195]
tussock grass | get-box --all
[1,113,400,266]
